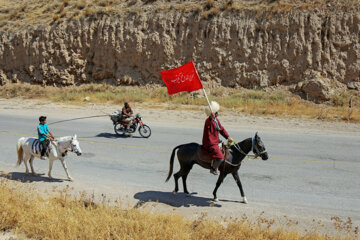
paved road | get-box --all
[1,113,360,230]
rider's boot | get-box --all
[210,159,223,175]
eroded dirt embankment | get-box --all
[1,8,359,99]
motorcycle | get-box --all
[110,112,151,138]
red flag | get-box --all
[159,60,203,95]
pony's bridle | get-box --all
[69,141,79,153]
[59,140,76,153]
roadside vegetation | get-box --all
[1,0,359,32]
[0,83,359,123]
[0,177,358,240]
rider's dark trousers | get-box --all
[40,139,50,157]
[212,159,223,169]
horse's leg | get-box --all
[29,156,36,176]
[48,159,54,179]
[173,166,191,194]
[232,171,247,204]
[173,170,181,194]
[23,154,31,175]
[212,172,227,202]
[181,168,191,195]
[60,158,73,181]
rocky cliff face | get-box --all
[0,8,359,99]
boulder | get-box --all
[300,77,335,101]
[347,81,360,90]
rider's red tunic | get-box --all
[202,117,229,160]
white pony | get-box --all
[16,135,82,181]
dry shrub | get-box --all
[0,83,359,123]
[85,7,98,17]
[53,14,61,22]
[95,0,112,7]
[0,178,358,239]
[2,0,360,32]
[201,7,220,19]
[63,0,70,7]
[76,0,87,10]
[204,0,215,10]
[142,0,157,4]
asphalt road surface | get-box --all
[1,112,359,231]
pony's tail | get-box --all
[16,137,25,166]
[165,145,183,182]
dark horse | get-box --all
[165,133,268,203]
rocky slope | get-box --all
[0,4,359,101]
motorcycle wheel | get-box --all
[114,123,126,136]
[139,124,151,138]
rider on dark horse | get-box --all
[202,101,234,175]
[122,101,134,134]
[37,116,55,160]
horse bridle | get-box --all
[57,140,77,154]
[252,136,267,157]
[232,137,267,159]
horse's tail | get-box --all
[165,144,184,182]
[16,137,25,166]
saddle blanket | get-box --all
[31,139,50,157]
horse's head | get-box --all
[253,132,268,160]
[70,134,82,156]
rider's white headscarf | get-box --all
[204,101,220,116]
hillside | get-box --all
[0,0,360,102]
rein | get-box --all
[48,114,109,125]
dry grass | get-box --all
[0,83,359,123]
[1,0,359,32]
[0,177,358,240]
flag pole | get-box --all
[202,88,213,114]
[191,60,213,114]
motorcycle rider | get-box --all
[122,101,134,134]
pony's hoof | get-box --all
[186,193,191,197]
[172,191,177,195]
[68,177,73,182]
[242,197,248,204]
[213,198,219,202]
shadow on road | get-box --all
[95,133,143,139]
[0,171,64,183]
[133,190,222,208]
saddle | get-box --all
[32,139,51,158]
[198,143,230,163]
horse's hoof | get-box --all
[242,197,248,204]
[213,198,219,202]
[68,177,73,181]
[172,191,177,195]
[186,193,191,197]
